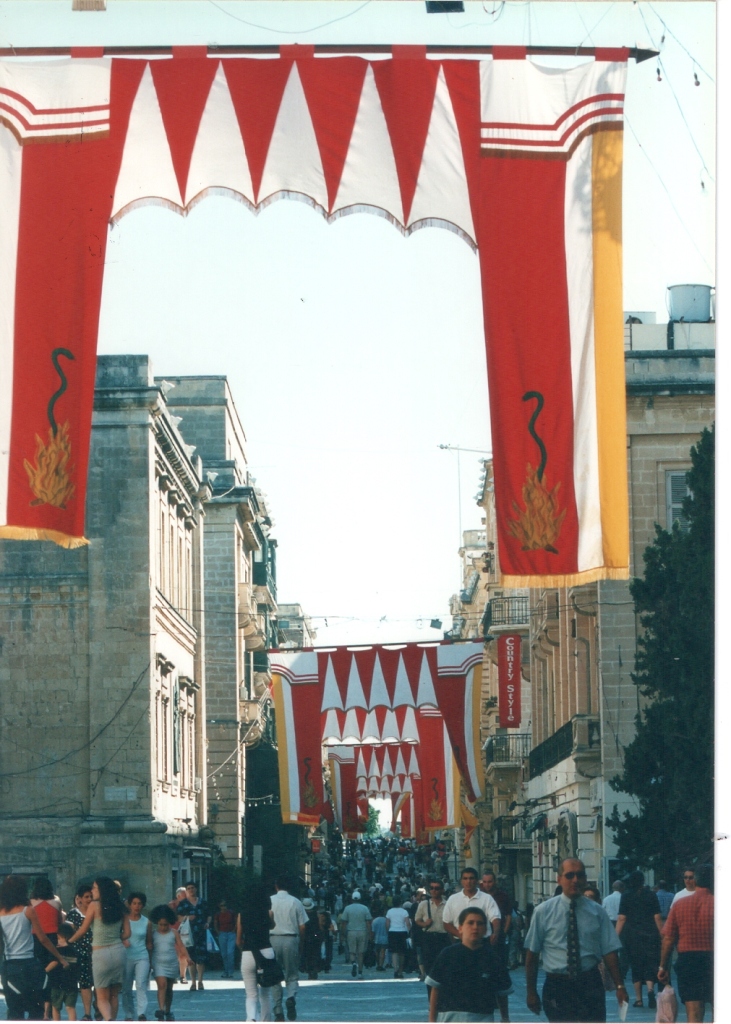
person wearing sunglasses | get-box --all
[671,869,697,907]
[524,859,627,1022]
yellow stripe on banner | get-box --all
[471,663,485,799]
[450,751,461,829]
[329,759,339,827]
[592,128,630,573]
[270,674,292,826]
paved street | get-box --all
[0,959,668,1023]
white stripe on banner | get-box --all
[564,133,603,571]
[281,678,301,817]
[0,129,21,523]
[444,723,455,826]
[463,667,480,800]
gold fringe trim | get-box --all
[109,187,478,251]
[499,565,629,589]
[0,526,89,549]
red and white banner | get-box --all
[433,643,485,802]
[0,49,629,584]
[328,747,368,838]
[270,656,325,826]
[497,634,522,728]
[416,708,460,831]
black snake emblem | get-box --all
[48,348,75,436]
[303,757,312,784]
[522,390,547,481]
[431,777,440,801]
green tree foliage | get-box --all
[607,426,714,878]
[365,803,381,836]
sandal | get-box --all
[633,1001,643,1007]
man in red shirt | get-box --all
[658,863,713,1022]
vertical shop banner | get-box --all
[0,50,629,585]
[497,634,521,728]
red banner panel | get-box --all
[497,633,521,728]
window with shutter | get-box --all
[666,470,690,532]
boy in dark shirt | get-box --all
[427,908,512,1023]
[46,921,80,1021]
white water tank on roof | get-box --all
[667,284,713,322]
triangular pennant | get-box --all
[440,60,483,230]
[112,62,182,219]
[372,56,440,224]
[394,747,407,777]
[392,652,413,707]
[399,705,419,744]
[321,654,344,711]
[361,709,381,744]
[381,707,399,743]
[223,57,293,203]
[415,649,438,707]
[321,707,343,744]
[258,61,327,209]
[186,62,254,206]
[297,56,368,213]
[369,653,391,709]
[345,656,368,709]
[150,56,219,203]
[409,65,475,241]
[331,64,403,222]
[342,707,361,745]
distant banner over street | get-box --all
[270,641,483,826]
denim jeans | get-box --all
[218,931,236,976]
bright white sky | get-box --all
[0,1,715,646]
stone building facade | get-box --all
[524,329,715,901]
[163,376,279,867]
[464,320,714,906]
[0,358,291,906]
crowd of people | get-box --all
[0,838,714,1024]
[0,876,215,1023]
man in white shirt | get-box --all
[269,875,308,1022]
[524,859,626,1022]
[442,868,501,942]
[671,868,697,906]
[601,880,624,923]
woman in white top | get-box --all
[385,898,411,979]
[122,892,150,1022]
[0,874,68,1021]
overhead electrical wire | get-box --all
[0,661,150,778]
[646,2,715,82]
[636,4,714,184]
[207,0,373,34]
[624,115,713,276]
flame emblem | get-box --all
[428,776,444,823]
[24,349,76,510]
[302,756,318,808]
[507,391,566,553]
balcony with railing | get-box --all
[482,596,529,637]
[493,814,531,848]
[528,715,600,780]
[484,732,531,787]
